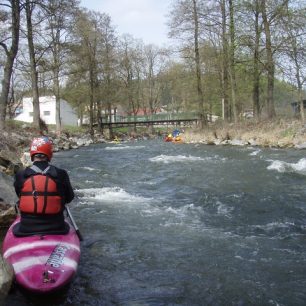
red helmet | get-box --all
[30,136,53,161]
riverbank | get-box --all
[0,123,107,176]
[182,119,306,149]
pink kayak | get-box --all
[2,216,81,293]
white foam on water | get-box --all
[140,203,202,219]
[215,201,233,218]
[149,154,207,164]
[252,221,296,231]
[105,145,145,151]
[77,187,206,229]
[78,166,98,172]
[76,189,232,234]
[267,158,306,175]
[76,186,152,204]
[165,203,204,217]
[85,180,95,184]
[249,149,261,156]
[155,204,205,230]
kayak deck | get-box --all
[2,217,81,293]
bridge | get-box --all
[99,118,199,130]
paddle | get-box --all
[66,206,83,241]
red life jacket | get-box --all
[19,165,62,214]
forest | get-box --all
[0,0,306,136]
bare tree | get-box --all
[70,9,117,137]
[117,35,143,132]
[281,3,306,122]
[168,0,207,128]
[192,0,207,127]
[0,0,20,130]
[239,0,265,120]
[220,0,230,121]
[252,0,262,119]
[142,44,167,128]
[41,0,79,134]
[70,9,99,136]
[25,0,42,130]
[261,0,276,119]
[98,13,117,139]
[228,0,239,122]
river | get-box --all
[3,139,306,305]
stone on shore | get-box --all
[0,255,13,304]
[0,202,15,303]
[294,142,306,149]
[0,204,16,227]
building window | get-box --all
[44,111,50,116]
[29,112,33,117]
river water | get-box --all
[4,139,306,306]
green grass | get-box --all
[279,127,297,138]
[61,125,88,135]
[6,119,27,129]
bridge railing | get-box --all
[99,118,199,129]
[100,112,199,124]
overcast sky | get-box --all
[80,0,173,46]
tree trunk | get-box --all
[26,0,42,131]
[107,102,114,139]
[0,0,20,130]
[261,0,276,119]
[298,88,304,123]
[89,68,94,138]
[228,0,238,123]
[53,46,61,134]
[290,28,304,122]
[253,0,261,120]
[53,35,61,134]
[192,0,207,128]
[295,60,305,122]
[221,0,230,122]
[54,80,61,134]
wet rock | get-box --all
[0,201,15,303]
[248,139,258,146]
[20,152,31,167]
[0,150,22,175]
[73,136,94,147]
[0,204,16,227]
[295,142,306,149]
[228,139,248,146]
[0,255,14,305]
[0,173,18,205]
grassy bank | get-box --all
[182,119,306,148]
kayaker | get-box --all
[12,136,74,236]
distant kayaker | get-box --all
[13,136,74,236]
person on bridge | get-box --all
[13,136,75,236]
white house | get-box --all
[14,96,78,126]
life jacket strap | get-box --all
[30,176,37,214]
[43,176,49,214]
[30,165,50,174]
[20,191,59,196]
